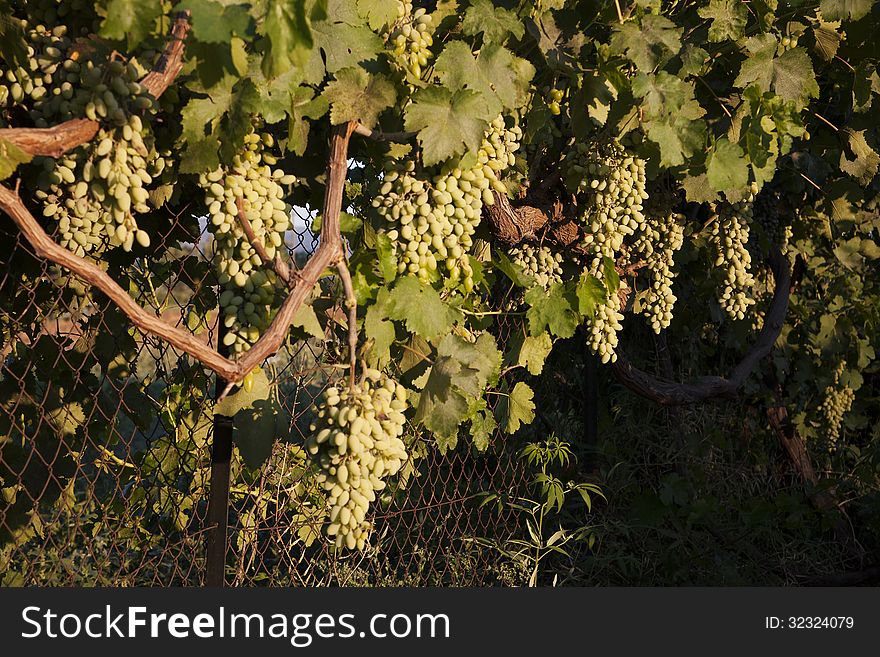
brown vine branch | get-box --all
[611,249,792,405]
[234,197,295,287]
[0,11,191,158]
[0,122,356,384]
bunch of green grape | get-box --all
[709,200,756,321]
[585,288,624,364]
[565,139,649,270]
[777,33,799,55]
[34,117,160,254]
[546,87,564,116]
[510,242,564,290]
[17,0,98,35]
[384,1,433,80]
[305,369,409,551]
[1,23,154,127]
[374,115,521,291]
[818,362,855,448]
[200,132,296,355]
[633,190,685,332]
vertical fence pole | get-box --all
[206,320,232,586]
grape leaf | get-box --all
[0,15,28,70]
[469,406,496,452]
[524,284,579,338]
[404,87,492,165]
[496,382,536,434]
[819,0,875,20]
[813,20,843,62]
[707,137,749,194]
[603,257,620,295]
[323,67,396,128]
[175,0,253,43]
[311,7,383,74]
[415,333,500,449]
[610,14,682,72]
[734,38,819,107]
[260,0,321,78]
[576,272,605,317]
[0,138,33,180]
[99,0,163,47]
[632,73,707,167]
[435,42,532,117]
[292,304,324,339]
[387,276,463,341]
[839,128,880,184]
[494,250,535,287]
[698,0,748,43]
[681,174,720,203]
[288,87,329,155]
[374,232,397,283]
[365,290,396,366]
[234,398,286,469]
[356,0,398,30]
[461,0,524,44]
[517,333,554,375]
[415,356,469,449]
[215,368,271,417]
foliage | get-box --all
[0,0,879,566]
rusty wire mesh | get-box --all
[0,182,536,587]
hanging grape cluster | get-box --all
[565,139,649,363]
[818,362,856,449]
[565,139,649,268]
[509,243,564,291]
[200,131,296,355]
[708,200,756,320]
[305,370,409,551]
[0,20,165,256]
[374,115,521,291]
[384,1,433,80]
[633,189,685,332]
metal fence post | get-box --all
[205,319,233,586]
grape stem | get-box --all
[334,257,359,392]
[235,197,298,287]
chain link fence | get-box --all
[0,193,536,587]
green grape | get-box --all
[305,369,409,551]
[633,188,685,333]
[510,243,563,291]
[565,138,649,271]
[384,1,433,80]
[1,17,163,257]
[374,114,522,291]
[565,138,649,362]
[709,199,756,321]
[200,131,297,356]
[818,362,855,449]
